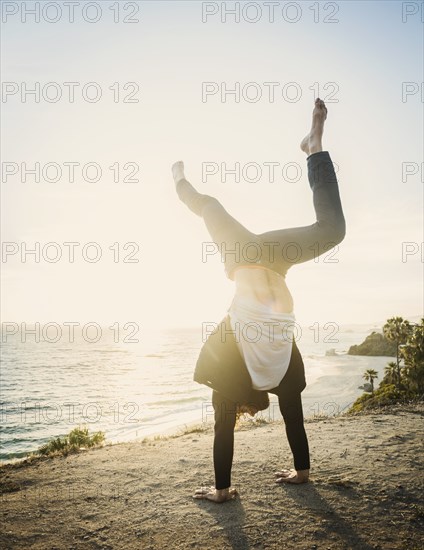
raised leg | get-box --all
[172,161,260,275]
[172,161,213,216]
[172,98,346,276]
[259,99,345,268]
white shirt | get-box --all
[227,293,295,391]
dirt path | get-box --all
[1,403,423,549]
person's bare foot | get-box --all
[172,160,185,186]
[274,468,310,484]
[300,98,328,156]
[193,485,238,503]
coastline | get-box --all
[1,352,395,463]
[1,402,423,549]
[2,322,402,462]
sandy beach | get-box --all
[1,403,423,550]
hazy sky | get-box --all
[1,0,423,330]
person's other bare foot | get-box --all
[300,98,328,156]
[172,161,185,186]
[193,485,238,502]
[300,134,311,156]
[275,468,310,484]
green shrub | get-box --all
[348,384,405,414]
[37,426,105,457]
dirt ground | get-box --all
[1,403,423,549]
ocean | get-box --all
[0,323,393,462]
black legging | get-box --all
[176,151,346,280]
[212,339,310,490]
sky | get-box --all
[1,0,423,330]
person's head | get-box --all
[236,403,258,418]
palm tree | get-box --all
[383,317,412,390]
[400,319,424,394]
[363,369,379,393]
[384,361,398,385]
